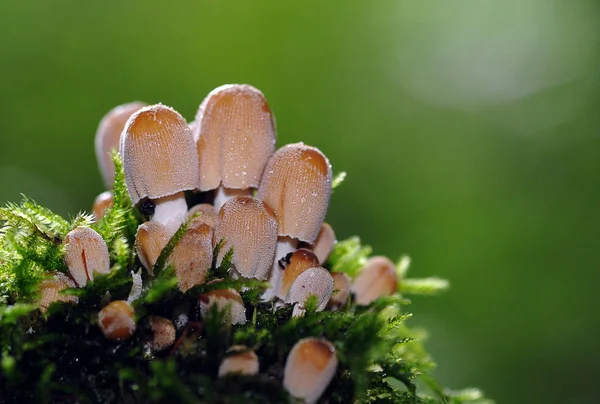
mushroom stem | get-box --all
[152,191,188,236]
[262,236,298,301]
[214,186,251,211]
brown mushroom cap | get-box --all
[168,223,213,292]
[218,345,259,377]
[98,300,136,341]
[187,203,217,229]
[92,191,114,221]
[258,142,332,243]
[195,84,276,191]
[121,104,199,204]
[149,316,176,352]
[199,286,246,325]
[311,222,336,264]
[95,102,146,188]
[213,196,278,280]
[39,272,78,312]
[352,256,398,305]
[279,249,320,299]
[135,221,170,275]
[283,338,338,404]
[64,227,110,288]
[328,272,351,310]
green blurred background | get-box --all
[1,1,599,402]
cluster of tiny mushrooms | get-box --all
[37,84,400,403]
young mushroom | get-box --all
[38,272,78,313]
[257,143,332,299]
[327,272,351,310]
[121,104,199,236]
[167,223,213,292]
[199,283,246,326]
[283,338,338,404]
[310,222,336,265]
[213,196,277,280]
[149,316,176,352]
[135,221,170,276]
[278,249,320,300]
[194,84,276,210]
[95,101,146,189]
[98,300,136,341]
[287,267,334,317]
[187,203,217,229]
[218,345,259,377]
[64,227,110,287]
[92,190,113,221]
[352,256,399,305]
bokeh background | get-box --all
[1,1,599,402]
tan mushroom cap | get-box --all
[195,84,276,191]
[311,222,336,264]
[95,102,146,188]
[287,266,333,313]
[64,227,110,288]
[121,104,199,204]
[258,143,332,243]
[213,196,277,280]
[168,223,213,292]
[279,249,320,299]
[328,272,351,310]
[187,203,217,229]
[218,345,259,377]
[92,191,114,221]
[283,338,338,404]
[149,316,176,352]
[199,285,246,325]
[135,221,170,275]
[39,272,78,313]
[98,300,136,341]
[353,256,398,305]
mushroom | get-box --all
[213,196,277,280]
[167,223,213,292]
[283,338,338,404]
[287,267,333,317]
[199,283,246,325]
[257,143,332,300]
[149,316,176,352]
[98,300,136,341]
[218,345,259,377]
[327,272,351,310]
[352,256,398,305]
[187,203,217,229]
[64,227,110,287]
[95,102,146,189]
[310,222,336,265]
[194,84,276,210]
[278,249,319,300]
[38,272,78,313]
[135,221,170,276]
[121,104,199,235]
[92,190,113,221]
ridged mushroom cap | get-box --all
[328,272,351,310]
[218,345,259,377]
[167,223,213,292]
[64,227,110,288]
[283,338,338,404]
[149,316,176,352]
[135,221,170,275]
[121,104,199,204]
[258,143,332,243]
[39,272,78,312]
[98,300,136,341]
[311,222,336,264]
[92,191,114,221]
[199,285,246,325]
[187,203,217,229]
[95,102,146,188]
[195,84,276,191]
[352,256,398,305]
[213,196,277,280]
[287,266,333,312]
[279,249,320,299]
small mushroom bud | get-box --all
[168,224,213,292]
[287,267,333,317]
[121,104,199,235]
[95,102,146,188]
[311,222,336,265]
[98,300,136,341]
[199,285,246,325]
[194,84,276,210]
[283,338,338,404]
[38,272,78,313]
[327,272,351,310]
[353,256,398,305]
[278,249,319,300]
[92,191,114,221]
[218,345,259,377]
[213,196,277,280]
[64,227,110,288]
[187,203,217,229]
[135,221,170,276]
[149,316,176,352]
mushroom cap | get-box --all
[92,191,114,221]
[283,338,338,404]
[257,143,332,243]
[39,272,78,312]
[286,266,333,312]
[95,102,146,188]
[311,222,336,265]
[218,345,259,377]
[187,203,217,229]
[195,84,276,191]
[98,300,136,341]
[135,221,170,275]
[213,196,278,280]
[328,272,351,310]
[121,104,199,204]
[279,249,320,299]
[199,286,246,325]
[352,256,398,305]
[64,227,110,288]
[168,223,213,292]
[149,316,176,352]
